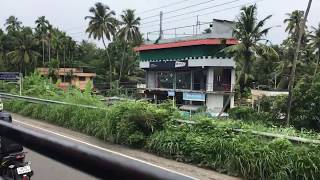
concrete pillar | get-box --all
[206,67,214,91]
[231,94,235,108]
[231,68,236,91]
[190,69,193,90]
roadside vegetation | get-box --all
[2,73,320,179]
[1,1,320,179]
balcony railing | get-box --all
[138,83,235,93]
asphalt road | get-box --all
[8,113,239,180]
[24,148,97,180]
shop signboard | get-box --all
[183,92,206,102]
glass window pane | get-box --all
[176,71,191,89]
[157,71,174,89]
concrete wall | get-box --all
[188,57,235,68]
[139,61,150,68]
[206,94,224,113]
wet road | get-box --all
[25,148,97,180]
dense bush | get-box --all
[290,76,320,130]
[228,106,256,120]
[147,121,320,180]
[4,99,176,148]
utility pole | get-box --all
[159,11,163,40]
[196,15,199,35]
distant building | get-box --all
[135,19,237,113]
[37,68,96,91]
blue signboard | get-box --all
[0,72,20,81]
[183,92,206,102]
[168,91,175,97]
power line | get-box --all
[142,0,265,38]
[141,0,263,27]
[142,0,219,20]
[137,0,192,15]
[141,0,240,26]
[164,0,264,25]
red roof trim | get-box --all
[134,38,238,52]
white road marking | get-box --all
[13,119,197,180]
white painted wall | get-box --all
[206,94,224,113]
[188,57,235,68]
[139,61,150,68]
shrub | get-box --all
[228,106,256,120]
[146,124,320,180]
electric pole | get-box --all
[196,15,199,35]
[160,11,163,39]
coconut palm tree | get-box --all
[286,0,313,126]
[310,23,320,81]
[218,4,275,116]
[117,9,141,82]
[85,2,117,89]
[117,9,141,44]
[7,27,40,74]
[51,28,66,64]
[35,16,51,65]
[4,16,22,33]
[284,10,304,41]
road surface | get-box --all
[10,113,240,180]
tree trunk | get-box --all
[102,36,112,90]
[48,39,51,62]
[42,39,45,65]
[64,46,66,82]
[118,50,126,84]
[287,0,313,126]
[312,47,320,83]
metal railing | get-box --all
[0,92,103,110]
[138,83,235,93]
[176,119,320,145]
[0,121,194,180]
[3,92,318,145]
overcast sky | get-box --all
[1,0,320,46]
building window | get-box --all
[61,75,72,83]
[79,77,86,81]
[156,71,174,89]
[176,71,191,89]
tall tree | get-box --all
[284,10,304,40]
[218,4,276,116]
[4,16,22,33]
[6,27,40,74]
[117,9,142,82]
[35,16,51,65]
[117,9,142,45]
[310,23,320,81]
[51,28,66,64]
[85,2,117,89]
[287,0,313,126]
